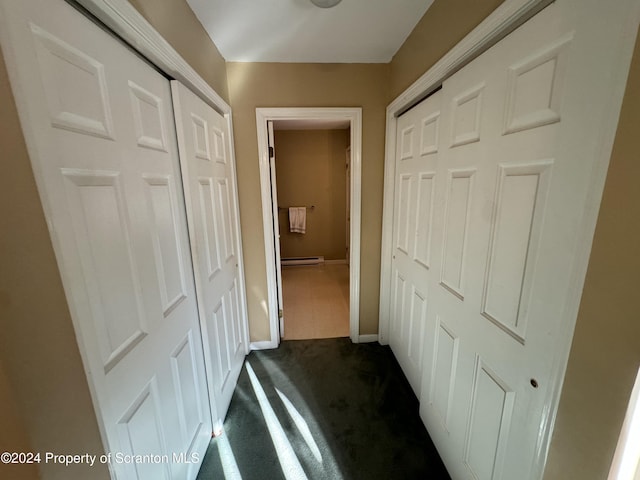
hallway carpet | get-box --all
[196,338,450,480]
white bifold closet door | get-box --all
[389,1,638,479]
[171,82,247,427]
[0,0,247,478]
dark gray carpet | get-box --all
[196,338,451,480]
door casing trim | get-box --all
[255,107,362,348]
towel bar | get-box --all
[278,205,315,211]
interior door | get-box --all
[390,90,442,395]
[171,82,247,426]
[268,120,285,337]
[402,3,636,479]
[0,0,213,478]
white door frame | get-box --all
[266,121,285,338]
[256,107,362,347]
[379,0,640,478]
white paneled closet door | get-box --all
[171,82,248,428]
[388,1,640,479]
[0,1,215,478]
[390,90,442,396]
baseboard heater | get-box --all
[281,256,325,266]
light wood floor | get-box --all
[282,263,349,340]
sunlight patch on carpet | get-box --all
[216,429,242,480]
[276,387,323,464]
[246,362,308,480]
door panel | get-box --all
[502,36,570,135]
[450,84,483,148]
[198,178,224,277]
[0,0,213,478]
[171,332,208,447]
[143,175,188,317]
[172,81,247,425]
[463,358,515,480]
[481,161,553,342]
[428,316,459,431]
[396,174,413,254]
[32,24,115,139]
[62,170,149,371]
[117,379,172,480]
[129,81,171,152]
[413,172,436,268]
[440,169,475,299]
[407,287,428,377]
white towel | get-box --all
[289,207,306,234]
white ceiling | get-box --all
[187,0,435,63]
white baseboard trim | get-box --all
[358,334,379,343]
[250,340,278,351]
[324,259,348,265]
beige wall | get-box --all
[0,48,109,480]
[389,0,504,99]
[0,360,38,480]
[275,129,349,261]
[129,0,229,103]
[543,29,640,480]
[227,62,389,340]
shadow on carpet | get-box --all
[196,338,451,480]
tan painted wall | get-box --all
[275,129,349,261]
[0,360,39,480]
[543,29,640,480]
[389,0,504,99]
[0,48,109,480]
[227,62,389,340]
[129,0,229,103]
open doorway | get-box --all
[274,125,350,339]
[256,108,362,347]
